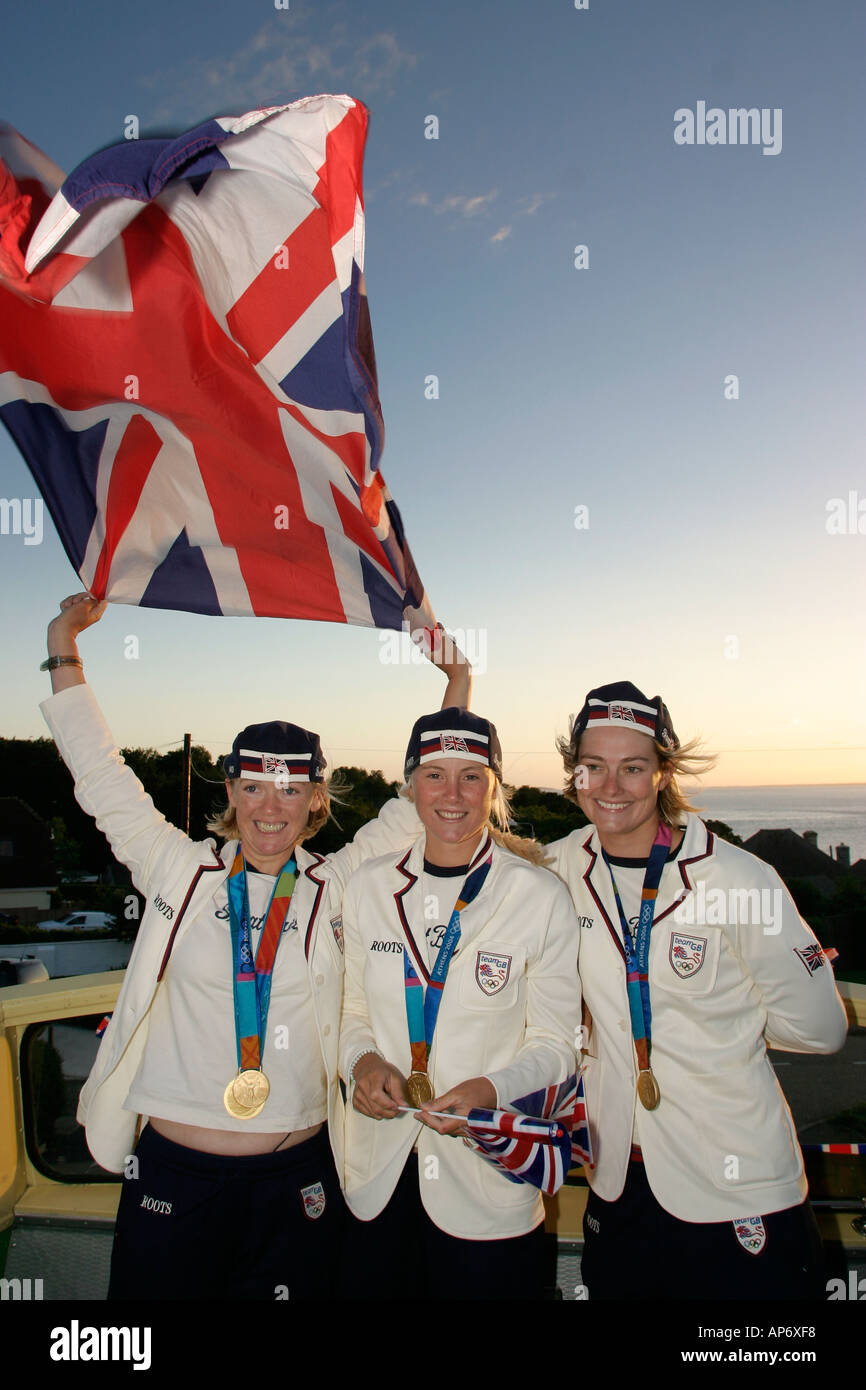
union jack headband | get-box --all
[223,720,326,782]
[570,681,679,752]
[404,706,503,781]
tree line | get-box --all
[9,735,863,978]
[1,733,602,872]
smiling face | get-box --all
[574,728,671,857]
[225,777,322,874]
[410,759,495,867]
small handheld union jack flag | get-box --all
[465,1074,593,1196]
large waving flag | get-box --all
[0,97,434,630]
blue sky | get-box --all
[1,0,864,790]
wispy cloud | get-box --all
[434,190,498,218]
[354,33,417,89]
[519,193,555,216]
[408,187,553,246]
[138,18,417,126]
[365,167,413,201]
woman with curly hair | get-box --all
[548,680,847,1301]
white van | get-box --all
[36,911,116,932]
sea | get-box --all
[683,784,866,867]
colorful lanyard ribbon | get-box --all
[404,839,494,1081]
[226,848,297,1072]
[602,823,671,1074]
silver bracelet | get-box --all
[349,1048,383,1084]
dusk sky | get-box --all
[1,0,864,793]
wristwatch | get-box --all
[40,655,83,672]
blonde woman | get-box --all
[40,594,464,1300]
[549,680,848,1301]
[339,708,580,1300]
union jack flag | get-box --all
[0,97,434,631]
[794,943,826,976]
[466,1074,594,1196]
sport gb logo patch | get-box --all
[300,1181,326,1220]
[732,1215,766,1255]
[475,951,512,995]
[669,933,707,978]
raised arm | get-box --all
[45,592,107,692]
[40,594,212,894]
[426,624,472,710]
[323,625,473,889]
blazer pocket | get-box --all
[651,925,721,998]
[458,942,526,1013]
[695,1060,802,1193]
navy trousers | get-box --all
[108,1123,344,1300]
[340,1153,550,1300]
[581,1159,825,1301]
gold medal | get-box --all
[232,1069,270,1110]
[223,1079,260,1119]
[406,1071,434,1107]
[637,1068,660,1110]
[223,1070,269,1120]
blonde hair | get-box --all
[403,774,550,866]
[555,732,717,827]
[207,772,351,846]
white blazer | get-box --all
[339,831,581,1239]
[41,684,420,1175]
[548,815,849,1221]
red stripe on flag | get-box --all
[279,398,367,486]
[310,102,368,247]
[120,208,345,620]
[226,205,337,367]
[225,103,368,367]
[90,413,162,597]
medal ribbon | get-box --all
[226,848,297,1072]
[602,823,671,1075]
[404,837,494,1079]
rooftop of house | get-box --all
[744,828,847,882]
